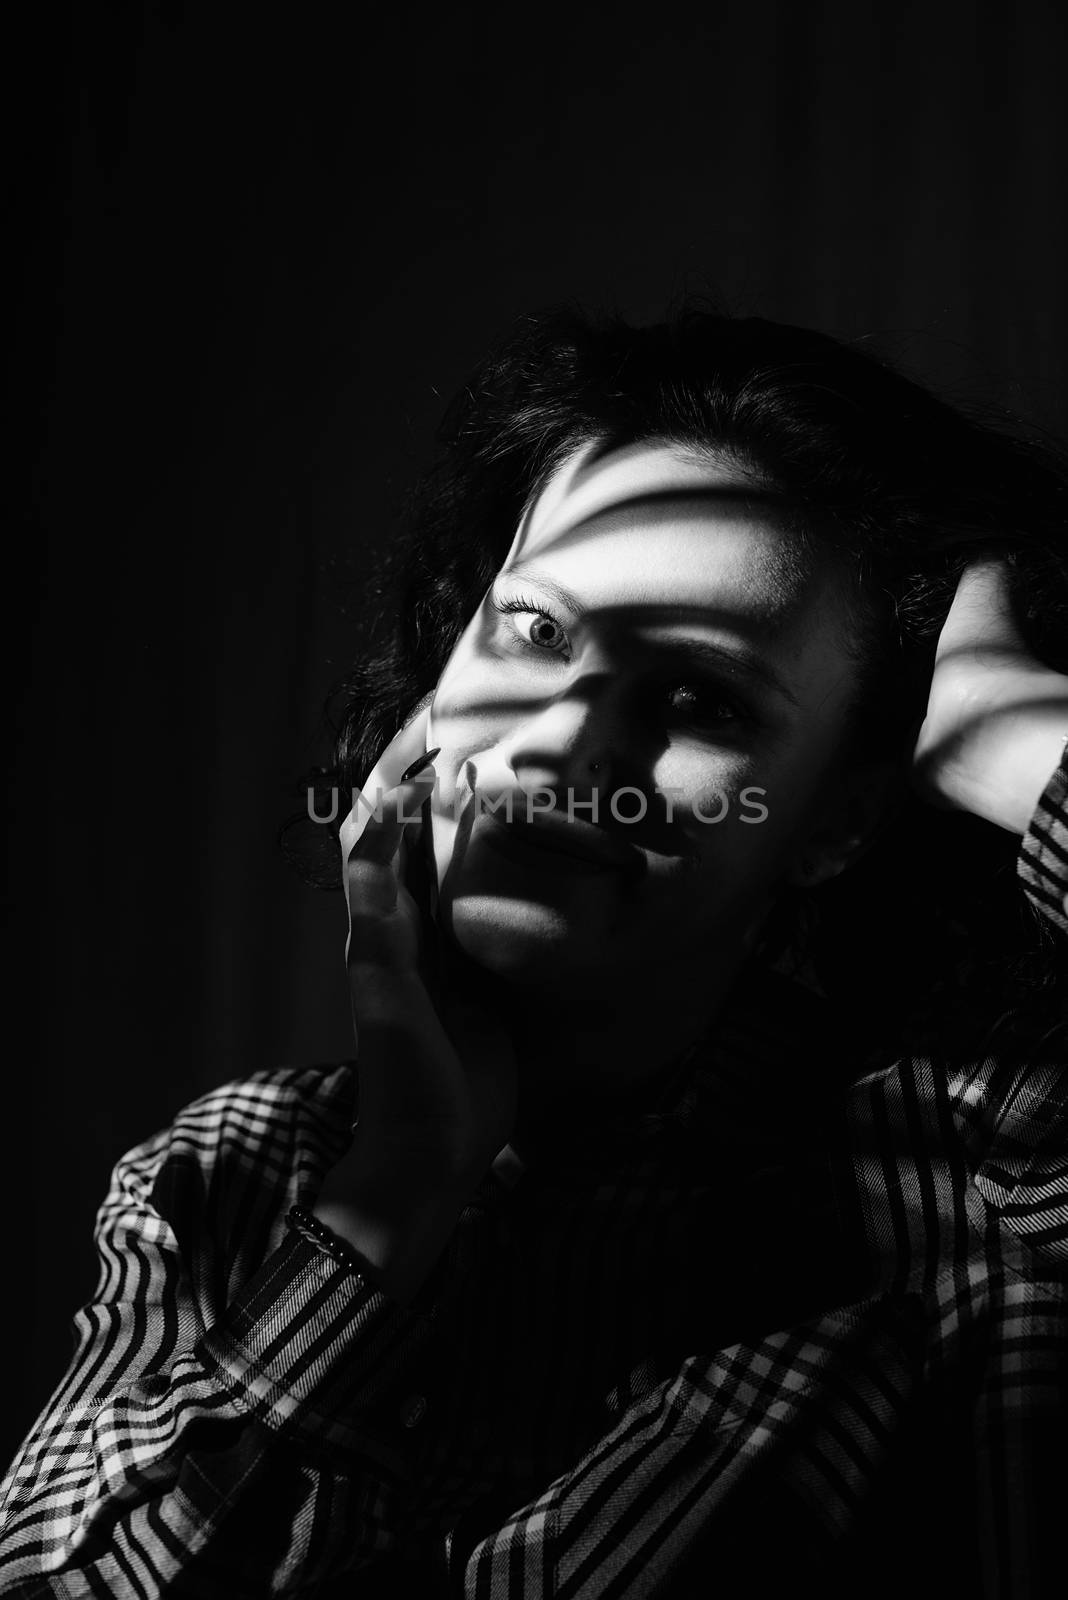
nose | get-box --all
[500,668,618,794]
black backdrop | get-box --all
[9,1,1068,1469]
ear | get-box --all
[786,757,900,890]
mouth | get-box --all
[475,802,643,872]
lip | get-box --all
[476,801,643,871]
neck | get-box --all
[503,944,750,1159]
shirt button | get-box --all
[400,1393,427,1429]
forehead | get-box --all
[504,438,811,627]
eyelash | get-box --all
[491,593,755,728]
[493,593,572,655]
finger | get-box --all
[345,768,437,925]
[364,700,435,794]
[339,699,435,858]
[397,807,445,1001]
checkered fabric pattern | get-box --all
[2,754,1066,1598]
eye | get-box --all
[523,614,568,650]
[663,682,749,727]
[492,594,571,658]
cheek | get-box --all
[426,648,514,844]
[429,617,506,721]
[428,671,504,784]
[649,738,817,884]
[650,746,758,834]
[427,628,534,782]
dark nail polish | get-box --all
[399,747,441,783]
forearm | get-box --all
[941,675,1068,835]
[2,1234,444,1594]
[0,1366,376,1598]
[0,1070,446,1595]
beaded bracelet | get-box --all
[287,1204,377,1285]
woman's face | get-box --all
[425,437,869,988]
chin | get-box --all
[443,893,598,980]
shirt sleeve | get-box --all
[1016,744,1068,935]
[951,749,1068,1272]
[0,1065,447,1597]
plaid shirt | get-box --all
[2,756,1067,1599]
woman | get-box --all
[2,308,1067,1598]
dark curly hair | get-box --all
[292,304,1068,1064]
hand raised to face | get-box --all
[328,699,518,1207]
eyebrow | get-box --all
[496,564,802,709]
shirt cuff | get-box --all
[197,1227,441,1475]
[1017,745,1068,934]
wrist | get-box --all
[311,1194,462,1309]
[320,1123,491,1209]
[312,1140,483,1308]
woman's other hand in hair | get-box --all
[913,558,1068,833]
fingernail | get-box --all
[399,747,441,783]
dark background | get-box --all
[9,0,1067,1469]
